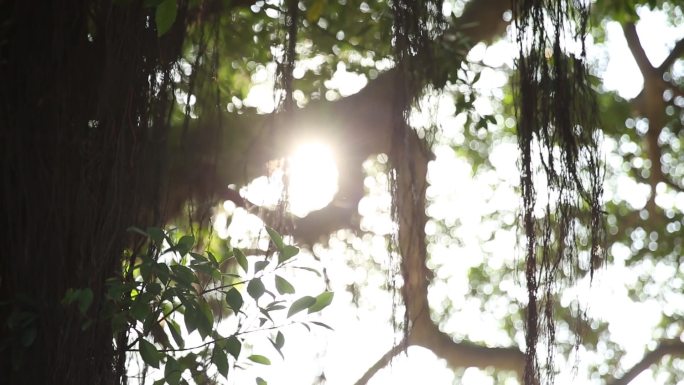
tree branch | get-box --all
[609,340,684,385]
[353,342,407,385]
[353,314,525,385]
[622,23,655,78]
[184,0,513,245]
[410,312,525,374]
[657,37,684,74]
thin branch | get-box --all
[353,342,407,385]
[658,37,684,74]
[609,340,684,385]
[623,23,655,78]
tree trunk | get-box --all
[0,2,183,383]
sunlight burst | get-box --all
[288,142,339,217]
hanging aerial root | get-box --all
[387,0,444,347]
[513,1,605,384]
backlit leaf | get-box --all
[234,248,248,273]
[226,336,241,359]
[247,278,265,301]
[226,287,243,313]
[287,296,316,318]
[274,275,295,294]
[168,320,184,349]
[248,354,271,365]
[265,227,284,250]
[139,339,161,368]
[278,245,299,264]
[308,291,334,313]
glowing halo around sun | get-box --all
[287,141,339,217]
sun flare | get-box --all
[288,142,339,217]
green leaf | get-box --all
[287,296,316,318]
[62,288,76,305]
[254,260,269,273]
[226,336,241,359]
[168,320,185,349]
[248,354,271,365]
[256,377,268,385]
[62,288,94,315]
[147,227,166,246]
[278,245,299,264]
[139,339,161,368]
[207,251,219,266]
[234,248,248,273]
[165,356,182,385]
[265,227,284,250]
[131,295,151,321]
[269,331,285,359]
[189,252,206,262]
[225,287,243,313]
[259,307,274,322]
[198,300,214,330]
[184,305,199,334]
[308,291,334,313]
[77,288,94,314]
[274,275,295,295]
[247,278,265,301]
[310,321,334,330]
[275,331,285,349]
[146,282,162,296]
[171,265,197,287]
[155,0,177,37]
[176,235,194,256]
[213,348,229,379]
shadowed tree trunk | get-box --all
[0,2,186,383]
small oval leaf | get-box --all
[287,296,316,318]
[248,354,271,365]
[226,287,244,313]
[278,245,299,264]
[265,227,284,250]
[226,336,241,359]
[308,291,334,313]
[234,248,248,273]
[274,275,295,295]
[247,278,265,302]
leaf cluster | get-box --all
[67,226,334,385]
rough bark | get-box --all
[0,2,185,384]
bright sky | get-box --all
[147,4,684,385]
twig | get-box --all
[352,341,407,385]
